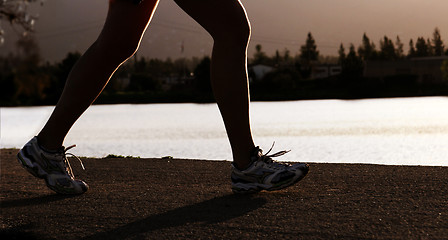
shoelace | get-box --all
[62,145,85,179]
[257,142,291,168]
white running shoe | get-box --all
[17,137,88,195]
[231,145,309,193]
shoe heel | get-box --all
[17,153,44,179]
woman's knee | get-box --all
[96,0,156,62]
[174,0,251,48]
[234,19,251,46]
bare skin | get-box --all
[37,0,255,169]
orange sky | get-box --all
[1,0,447,62]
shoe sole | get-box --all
[232,164,310,194]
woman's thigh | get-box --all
[97,0,160,50]
[173,0,250,41]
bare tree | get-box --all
[0,0,44,44]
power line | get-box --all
[34,17,341,51]
[38,24,102,39]
[37,18,105,39]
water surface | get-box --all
[2,97,447,166]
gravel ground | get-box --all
[1,148,447,239]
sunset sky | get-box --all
[1,0,447,62]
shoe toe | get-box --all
[289,163,309,174]
[75,180,89,193]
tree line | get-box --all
[248,28,447,99]
[341,28,447,62]
[1,27,447,106]
[337,28,447,79]
[0,35,217,105]
[252,28,447,80]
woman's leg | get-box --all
[174,0,255,169]
[37,0,160,150]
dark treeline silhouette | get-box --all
[333,28,448,98]
[338,28,447,66]
[1,28,447,106]
[250,28,448,100]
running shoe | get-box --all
[17,137,88,195]
[231,145,309,193]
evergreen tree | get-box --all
[427,38,434,56]
[342,44,363,78]
[299,32,319,64]
[408,39,416,58]
[298,32,319,79]
[282,49,292,62]
[357,33,376,60]
[347,44,359,62]
[274,50,281,66]
[252,44,269,65]
[415,37,429,57]
[277,48,293,67]
[338,43,346,65]
[395,36,404,59]
[432,28,445,56]
[379,36,397,60]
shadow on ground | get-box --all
[81,194,266,239]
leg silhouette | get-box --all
[174,0,255,169]
[38,0,160,150]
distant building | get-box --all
[250,63,342,81]
[161,74,194,90]
[311,64,342,79]
[364,56,448,84]
[249,64,275,82]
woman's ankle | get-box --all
[36,133,63,151]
